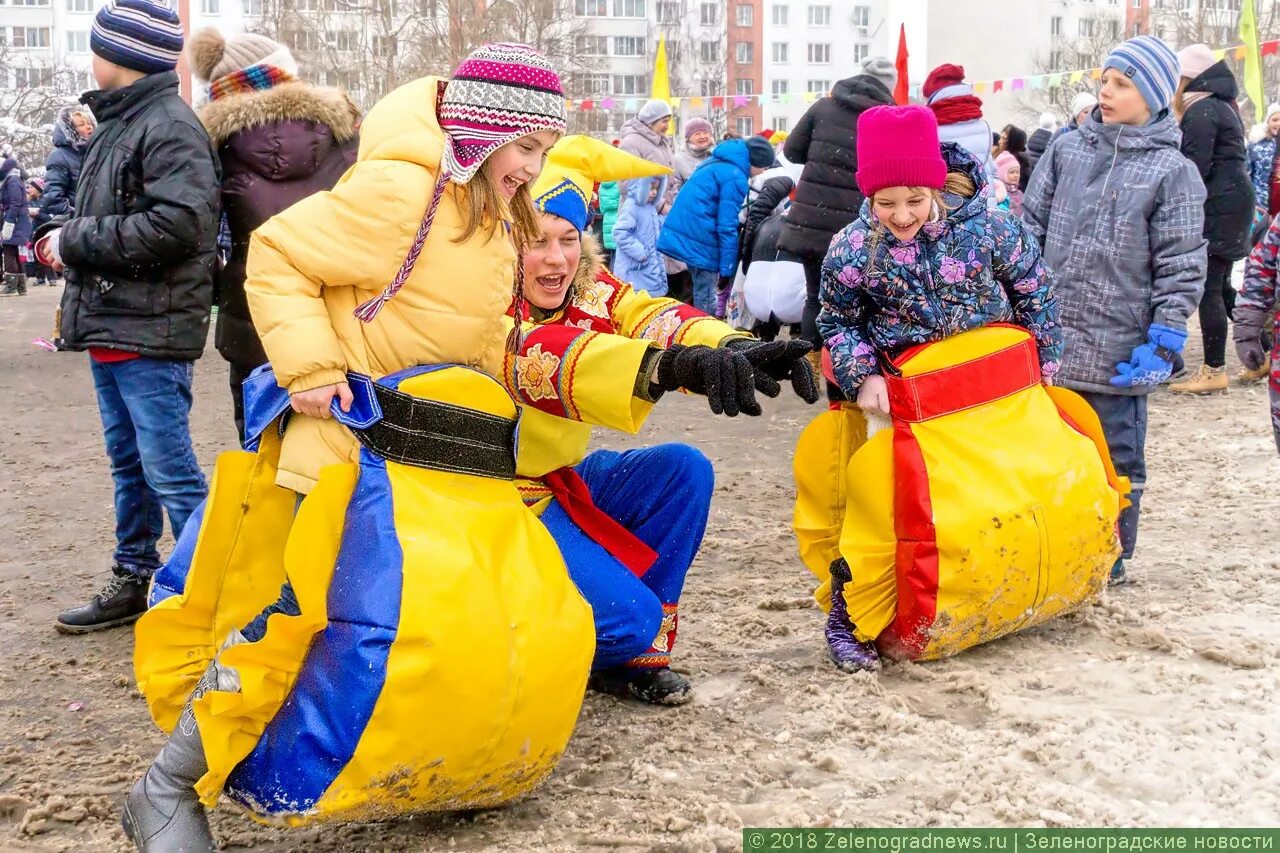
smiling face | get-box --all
[1268,111,1280,137]
[523,212,582,310]
[71,112,93,139]
[485,130,560,200]
[872,186,934,243]
[1099,69,1152,126]
[688,129,714,150]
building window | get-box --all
[12,27,52,48]
[573,73,611,96]
[67,0,93,10]
[1050,16,1062,35]
[699,40,721,63]
[807,5,830,26]
[736,78,753,95]
[576,35,608,55]
[771,42,788,63]
[65,30,88,52]
[575,0,607,14]
[700,79,718,96]
[736,4,752,26]
[700,2,718,25]
[613,74,647,95]
[1049,50,1063,68]
[807,79,830,93]
[1109,19,1121,39]
[657,1,678,22]
[10,0,51,5]
[771,4,787,25]
[807,43,830,64]
[1078,18,1094,37]
[773,117,788,132]
[853,5,870,33]
[372,35,395,56]
[334,31,358,51]
[614,36,645,56]
[1132,0,1141,6]
[853,43,867,63]
[736,116,754,137]
[201,0,220,12]
[771,79,788,95]
[612,0,645,17]
[735,42,753,63]
[1130,22,1141,36]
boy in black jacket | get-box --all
[37,0,220,635]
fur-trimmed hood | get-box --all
[198,82,360,148]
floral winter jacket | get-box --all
[819,143,1062,395]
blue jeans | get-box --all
[91,357,207,578]
[1080,392,1148,560]
[690,267,720,317]
[540,445,714,670]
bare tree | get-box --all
[0,44,85,170]
[1016,11,1125,125]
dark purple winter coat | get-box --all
[1,158,33,248]
[199,82,360,370]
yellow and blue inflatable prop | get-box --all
[794,326,1125,661]
[136,365,595,824]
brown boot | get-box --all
[1237,358,1272,384]
[1169,364,1228,395]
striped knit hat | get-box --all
[91,0,184,75]
[1102,36,1180,116]
[438,43,566,186]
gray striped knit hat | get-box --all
[91,0,184,75]
[438,43,566,186]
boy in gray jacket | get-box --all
[1024,36,1207,585]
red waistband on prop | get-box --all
[884,336,1041,423]
[542,467,658,577]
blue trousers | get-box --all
[540,445,714,670]
[1080,392,1148,560]
[690,267,720,317]
[91,357,207,578]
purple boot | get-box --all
[825,558,881,673]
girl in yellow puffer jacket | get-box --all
[245,42,567,494]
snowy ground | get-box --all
[1,286,1277,852]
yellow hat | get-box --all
[769,130,789,145]
[532,135,671,232]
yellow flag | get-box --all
[1240,0,1264,122]
[652,36,675,136]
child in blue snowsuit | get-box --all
[611,175,668,296]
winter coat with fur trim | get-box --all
[819,143,1062,395]
[657,139,751,277]
[39,107,94,221]
[199,81,360,372]
[611,175,668,296]
[778,75,896,260]
[245,76,522,494]
[1022,112,1207,396]
[618,117,676,212]
[1178,61,1255,261]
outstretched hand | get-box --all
[725,338,819,404]
[654,344,760,417]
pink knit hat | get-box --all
[995,151,1020,186]
[856,105,947,197]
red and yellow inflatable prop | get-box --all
[794,326,1126,661]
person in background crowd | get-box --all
[1168,44,1255,395]
[0,155,33,297]
[619,99,676,213]
[25,179,55,286]
[189,26,360,443]
[673,116,714,194]
[40,106,97,225]
[657,136,774,316]
[779,55,897,352]
[599,177,621,269]
[1055,91,1099,142]
[742,210,806,342]
[1234,212,1279,448]
[994,151,1024,216]
[1026,112,1057,176]
[1023,35,1207,586]
[1246,104,1278,234]
[36,0,220,634]
[612,174,669,297]
[923,63,996,186]
[995,124,1031,191]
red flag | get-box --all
[894,24,909,104]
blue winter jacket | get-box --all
[611,175,669,296]
[0,159,33,248]
[657,139,750,277]
[819,143,1062,395]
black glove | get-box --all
[1233,305,1268,372]
[717,275,734,292]
[654,344,760,417]
[725,338,820,404]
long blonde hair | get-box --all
[862,171,977,277]
[454,159,542,251]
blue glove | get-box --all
[1109,324,1188,388]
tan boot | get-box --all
[1169,364,1228,395]
[1237,358,1272,384]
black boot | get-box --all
[123,664,220,852]
[0,273,24,297]
[55,568,149,634]
[589,666,693,706]
[825,558,881,673]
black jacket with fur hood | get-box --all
[193,30,361,371]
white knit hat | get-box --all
[188,27,297,83]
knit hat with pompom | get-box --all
[189,27,297,84]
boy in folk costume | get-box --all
[509,136,818,703]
